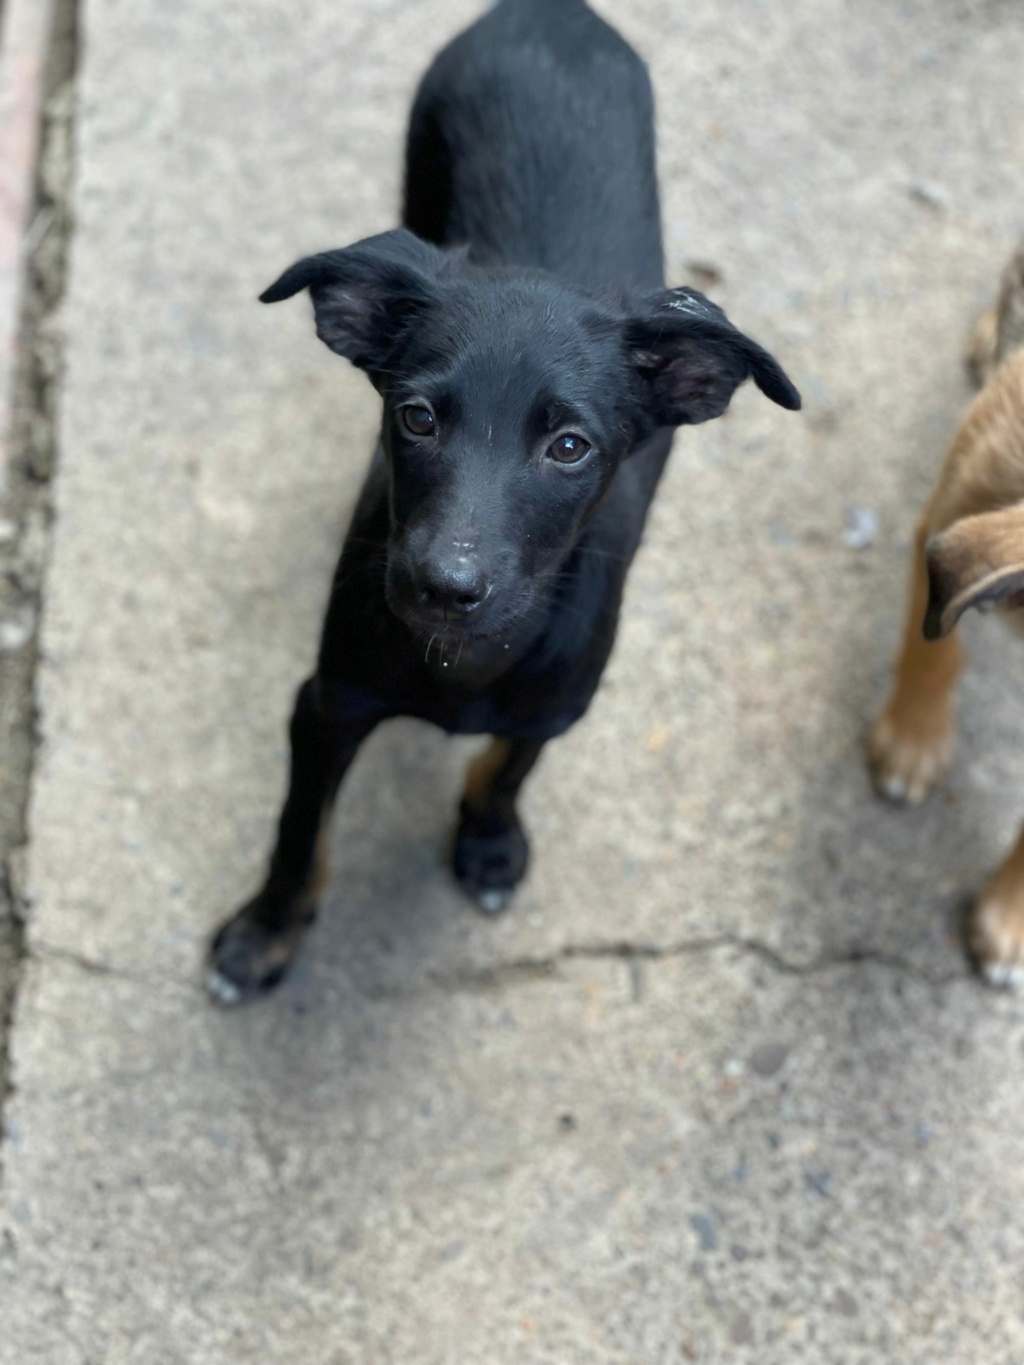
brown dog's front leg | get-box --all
[971,824,1024,988]
[868,518,965,804]
[207,677,376,1004]
[453,737,545,913]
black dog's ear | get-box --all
[625,287,801,425]
[260,228,457,374]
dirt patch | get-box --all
[0,0,76,1146]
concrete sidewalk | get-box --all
[4,0,1024,1360]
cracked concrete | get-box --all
[0,0,76,1165]
[426,936,970,999]
[4,0,1024,1360]
[30,926,970,1002]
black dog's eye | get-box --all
[400,405,436,439]
[548,433,592,465]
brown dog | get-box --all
[869,242,1024,987]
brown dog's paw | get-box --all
[970,892,1024,990]
[867,703,954,805]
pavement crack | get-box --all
[20,931,968,1005]
[431,934,967,995]
[30,940,121,979]
[27,937,196,993]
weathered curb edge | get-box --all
[0,0,59,492]
[0,0,77,1184]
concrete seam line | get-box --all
[0,0,59,494]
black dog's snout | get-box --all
[414,555,491,616]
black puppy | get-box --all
[207,0,800,1003]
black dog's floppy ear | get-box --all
[260,228,457,374]
[923,505,1024,639]
[625,287,801,425]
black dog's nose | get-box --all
[414,557,490,616]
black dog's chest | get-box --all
[323,665,590,741]
[404,637,596,739]
[417,691,583,740]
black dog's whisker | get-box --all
[570,544,634,565]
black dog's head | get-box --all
[262,229,800,640]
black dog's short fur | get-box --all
[207,0,800,1003]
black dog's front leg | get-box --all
[453,737,545,914]
[207,677,378,1004]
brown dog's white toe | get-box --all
[867,704,955,805]
[970,829,1024,989]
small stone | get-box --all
[750,1040,790,1077]
[842,505,879,549]
[558,1112,577,1132]
[907,179,950,211]
[0,518,16,544]
[723,1058,744,1078]
[833,1288,859,1317]
[689,1212,717,1252]
[0,611,34,653]
[730,1311,754,1346]
[804,1169,832,1198]
[768,523,796,548]
[645,726,670,753]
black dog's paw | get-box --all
[206,899,312,1006]
[453,804,530,914]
